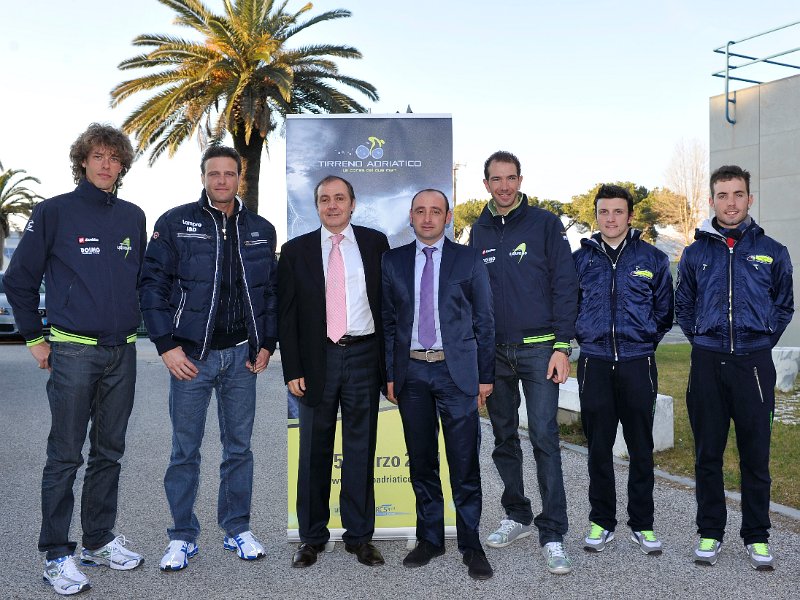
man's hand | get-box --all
[288,377,306,397]
[246,348,271,374]
[546,351,570,384]
[386,381,397,405]
[161,346,199,381]
[29,341,51,371]
[477,383,493,408]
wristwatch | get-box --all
[554,346,572,357]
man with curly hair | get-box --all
[4,123,146,595]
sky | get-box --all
[2,0,799,246]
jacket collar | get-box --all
[76,178,117,205]
[197,189,244,217]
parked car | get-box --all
[0,272,47,339]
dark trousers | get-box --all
[39,342,136,560]
[398,359,483,552]
[487,343,567,545]
[577,355,657,532]
[297,338,380,545]
[686,347,775,545]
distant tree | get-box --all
[453,198,487,239]
[111,0,378,214]
[0,160,43,264]
[663,139,708,249]
[565,182,658,242]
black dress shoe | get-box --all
[345,542,385,566]
[292,543,325,568]
[403,540,445,568]
[462,548,493,580]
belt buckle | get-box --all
[425,349,436,362]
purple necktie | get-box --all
[418,246,437,350]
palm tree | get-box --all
[111,0,379,213]
[0,160,43,267]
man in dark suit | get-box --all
[278,175,389,569]
[382,189,495,580]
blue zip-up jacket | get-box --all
[138,191,278,362]
[675,218,794,354]
[3,179,146,346]
[573,230,674,361]
[469,194,578,348]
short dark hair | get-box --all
[69,123,134,188]
[411,188,450,212]
[710,165,751,196]
[594,184,634,214]
[484,150,521,180]
[314,175,355,205]
[201,145,241,174]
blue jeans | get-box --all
[39,342,136,560]
[164,343,256,542]
[486,343,568,544]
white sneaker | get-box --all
[43,555,91,596]
[80,535,143,570]
[542,541,573,575]
[223,530,266,560]
[485,518,532,548]
[159,540,199,571]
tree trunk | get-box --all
[232,127,265,214]
[0,230,6,271]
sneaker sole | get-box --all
[547,565,573,575]
[80,556,143,571]
[485,530,532,548]
[629,534,661,556]
[751,563,775,572]
[42,577,91,596]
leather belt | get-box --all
[410,349,445,362]
[328,333,375,347]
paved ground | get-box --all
[1,339,799,599]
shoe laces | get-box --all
[496,519,518,535]
[639,530,657,542]
[698,538,718,551]
[750,542,770,557]
[55,556,83,579]
[108,534,130,549]
[546,542,567,558]
[588,522,605,540]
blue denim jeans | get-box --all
[164,343,256,542]
[39,342,136,560]
[486,343,568,544]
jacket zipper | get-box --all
[201,206,223,358]
[236,214,260,352]
[728,244,735,353]
[753,366,765,403]
[174,282,187,328]
[580,356,589,394]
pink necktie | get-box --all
[326,234,347,342]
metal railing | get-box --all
[713,21,800,124]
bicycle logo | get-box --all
[355,136,385,159]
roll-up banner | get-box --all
[285,114,455,541]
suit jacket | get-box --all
[278,225,389,407]
[382,237,495,397]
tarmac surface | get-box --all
[1,339,799,599]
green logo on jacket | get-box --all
[510,242,528,263]
[117,237,131,259]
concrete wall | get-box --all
[710,74,800,346]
